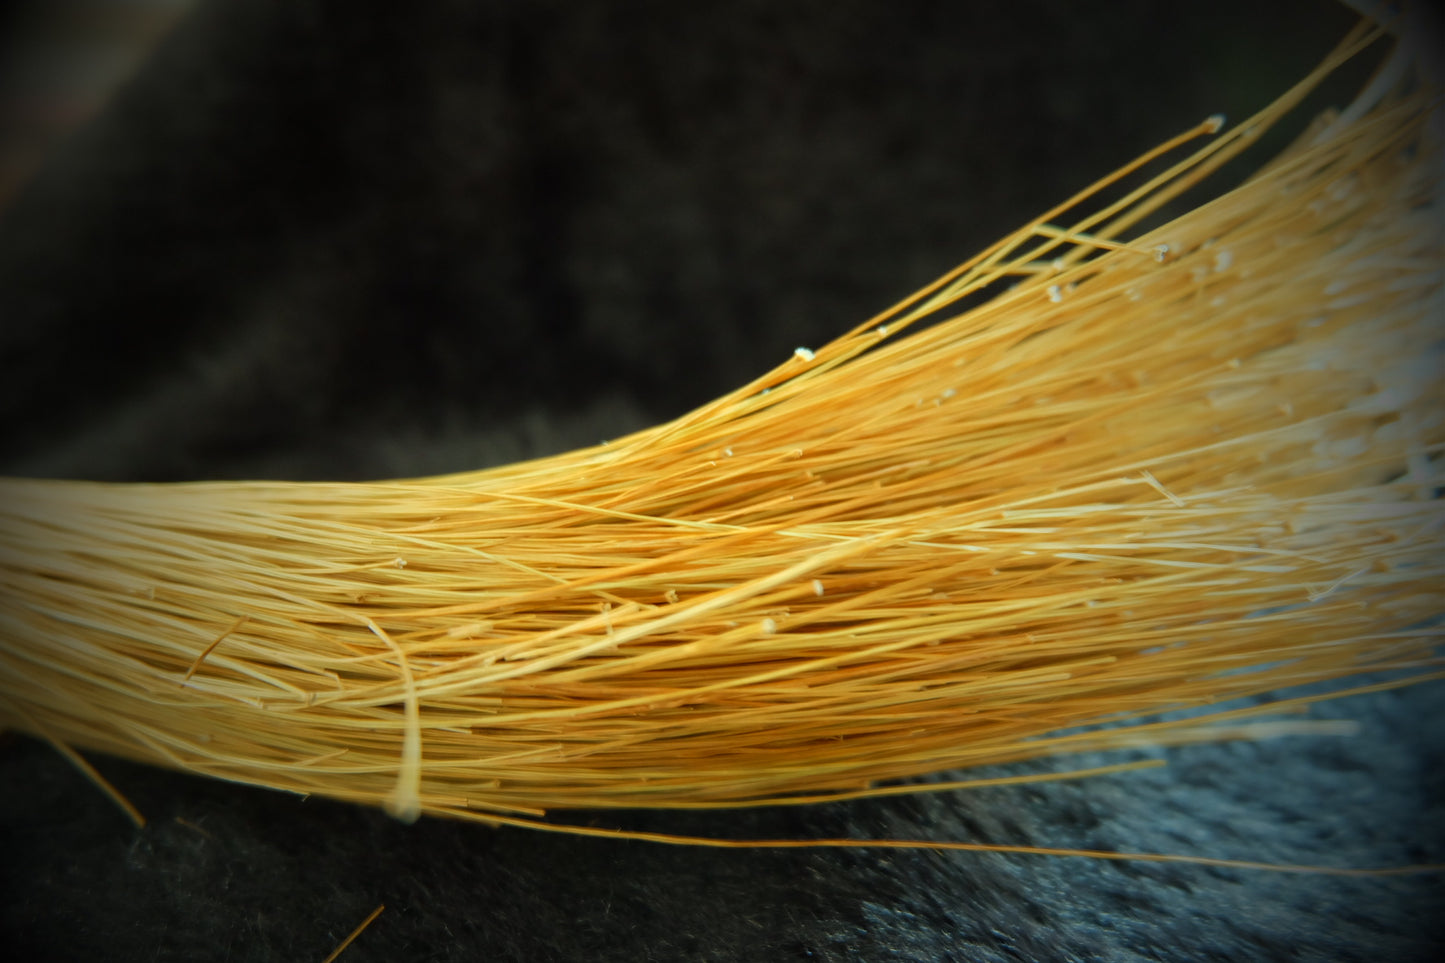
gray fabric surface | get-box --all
[2,2,1441,960]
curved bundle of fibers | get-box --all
[1,19,1441,830]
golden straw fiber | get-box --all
[0,15,1441,847]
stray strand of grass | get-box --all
[321,904,384,963]
[459,810,1445,878]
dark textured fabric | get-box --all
[2,2,1441,960]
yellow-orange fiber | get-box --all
[0,20,1440,836]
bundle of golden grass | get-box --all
[1,18,1441,863]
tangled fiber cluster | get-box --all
[1,18,1440,852]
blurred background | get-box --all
[1,2,1440,961]
[0,1,198,210]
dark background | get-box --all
[1,1,1442,960]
